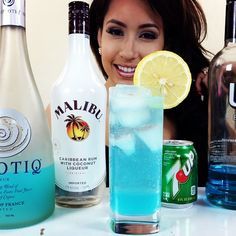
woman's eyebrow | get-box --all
[106,20,159,30]
[139,23,159,29]
[106,19,126,27]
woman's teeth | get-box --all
[117,65,135,73]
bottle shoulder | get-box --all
[52,65,106,92]
[212,45,236,62]
[209,46,236,73]
[51,83,107,99]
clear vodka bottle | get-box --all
[207,0,236,210]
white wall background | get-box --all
[23,0,225,107]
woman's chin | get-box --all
[112,76,134,85]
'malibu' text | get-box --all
[54,100,103,120]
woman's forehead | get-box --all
[104,0,163,27]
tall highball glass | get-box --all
[109,85,163,234]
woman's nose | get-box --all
[119,39,139,60]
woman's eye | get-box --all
[106,28,124,36]
[140,32,157,40]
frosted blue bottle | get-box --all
[207,0,236,210]
[0,0,55,228]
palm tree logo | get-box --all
[64,114,90,141]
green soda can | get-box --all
[162,140,198,208]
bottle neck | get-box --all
[67,1,90,65]
[0,0,25,27]
[67,32,90,64]
[225,0,236,45]
[0,0,29,64]
[0,26,30,66]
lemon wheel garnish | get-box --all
[133,50,192,109]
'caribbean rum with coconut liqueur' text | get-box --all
[0,0,55,228]
[51,1,106,207]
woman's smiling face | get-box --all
[97,0,164,85]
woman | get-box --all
[89,0,209,186]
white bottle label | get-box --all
[52,97,106,192]
[0,108,31,157]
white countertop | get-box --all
[1,188,236,236]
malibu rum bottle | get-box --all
[0,0,55,228]
[207,0,236,209]
[51,1,106,207]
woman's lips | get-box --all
[115,64,136,78]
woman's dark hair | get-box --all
[89,0,209,79]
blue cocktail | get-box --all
[109,85,163,234]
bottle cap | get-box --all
[0,0,25,28]
[225,0,236,42]
[69,1,89,35]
